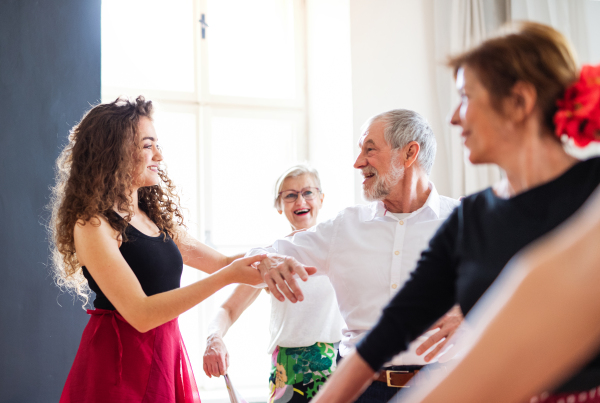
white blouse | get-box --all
[267,274,344,354]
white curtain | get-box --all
[510,0,589,62]
[433,0,505,198]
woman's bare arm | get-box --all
[397,188,600,403]
[173,230,244,274]
[74,216,264,333]
[203,284,262,377]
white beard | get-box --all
[362,159,404,201]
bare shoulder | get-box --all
[74,214,118,237]
[73,215,121,264]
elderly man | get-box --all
[250,109,461,403]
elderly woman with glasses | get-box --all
[202,164,344,403]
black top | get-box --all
[82,213,183,310]
[356,157,600,392]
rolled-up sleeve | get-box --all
[356,209,460,371]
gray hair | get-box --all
[274,164,322,210]
[362,109,437,175]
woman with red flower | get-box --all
[308,21,600,403]
[555,64,600,146]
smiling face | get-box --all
[354,120,404,201]
[277,174,324,231]
[450,66,512,165]
[133,117,163,188]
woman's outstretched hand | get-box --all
[223,254,266,286]
[203,334,229,378]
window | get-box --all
[102,0,308,400]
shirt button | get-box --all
[394,250,400,255]
[392,284,398,289]
[399,220,404,225]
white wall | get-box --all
[348,0,451,202]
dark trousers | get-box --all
[354,381,400,403]
[336,352,423,403]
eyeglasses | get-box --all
[279,187,321,203]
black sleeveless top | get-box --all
[82,213,183,310]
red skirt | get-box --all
[60,309,201,403]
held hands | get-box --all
[203,334,229,378]
[415,304,464,362]
[256,253,317,303]
[224,254,266,287]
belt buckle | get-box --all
[386,370,410,388]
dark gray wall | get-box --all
[0,1,101,401]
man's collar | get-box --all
[365,201,387,221]
[425,182,441,219]
[364,182,441,221]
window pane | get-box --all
[152,109,203,389]
[102,0,195,93]
[152,109,199,236]
[209,116,299,247]
[206,0,297,99]
[221,290,271,388]
[199,285,272,393]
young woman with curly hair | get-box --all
[50,96,265,403]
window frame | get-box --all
[101,0,309,398]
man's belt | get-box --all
[374,369,419,388]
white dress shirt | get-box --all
[249,183,459,366]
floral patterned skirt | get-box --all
[268,342,338,403]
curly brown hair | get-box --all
[49,96,186,304]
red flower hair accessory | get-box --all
[554,64,600,147]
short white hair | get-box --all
[362,109,436,175]
[273,164,322,210]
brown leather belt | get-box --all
[374,369,419,388]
